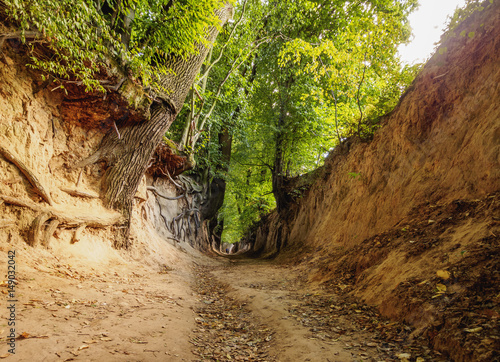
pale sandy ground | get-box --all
[0,245,201,361]
[212,261,356,362]
[0,236,404,362]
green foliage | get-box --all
[348,172,362,180]
[438,0,495,47]
[128,0,228,87]
[221,161,275,243]
[279,0,418,140]
[5,0,118,91]
[445,0,491,33]
[217,0,420,242]
[3,0,230,91]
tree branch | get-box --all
[193,36,272,146]
[197,0,249,84]
[318,56,341,145]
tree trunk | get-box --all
[200,126,233,247]
[272,110,287,211]
[272,71,293,212]
[85,3,234,248]
[155,5,234,114]
[94,102,173,247]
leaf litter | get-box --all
[190,265,276,361]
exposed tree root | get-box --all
[2,193,123,247]
[0,194,123,228]
[28,213,51,247]
[160,169,185,190]
[44,219,60,248]
[154,198,171,233]
[147,186,185,200]
[0,31,42,50]
[71,224,86,244]
[167,236,182,243]
[73,150,103,170]
[170,208,201,241]
[0,145,53,205]
[75,169,83,187]
[60,187,99,199]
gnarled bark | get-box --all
[86,3,234,248]
[96,102,175,248]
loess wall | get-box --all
[0,27,199,270]
[287,4,499,253]
[244,4,500,359]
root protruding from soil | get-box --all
[0,145,53,205]
[1,194,124,247]
[28,212,52,247]
[0,194,123,227]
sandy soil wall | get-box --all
[0,26,199,270]
[289,3,498,250]
[249,2,499,259]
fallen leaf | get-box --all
[17,332,30,339]
[436,270,451,280]
[464,327,483,333]
[130,339,148,344]
[436,284,447,293]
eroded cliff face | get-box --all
[0,25,206,271]
[243,4,500,360]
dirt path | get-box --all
[190,259,438,362]
[0,249,437,362]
